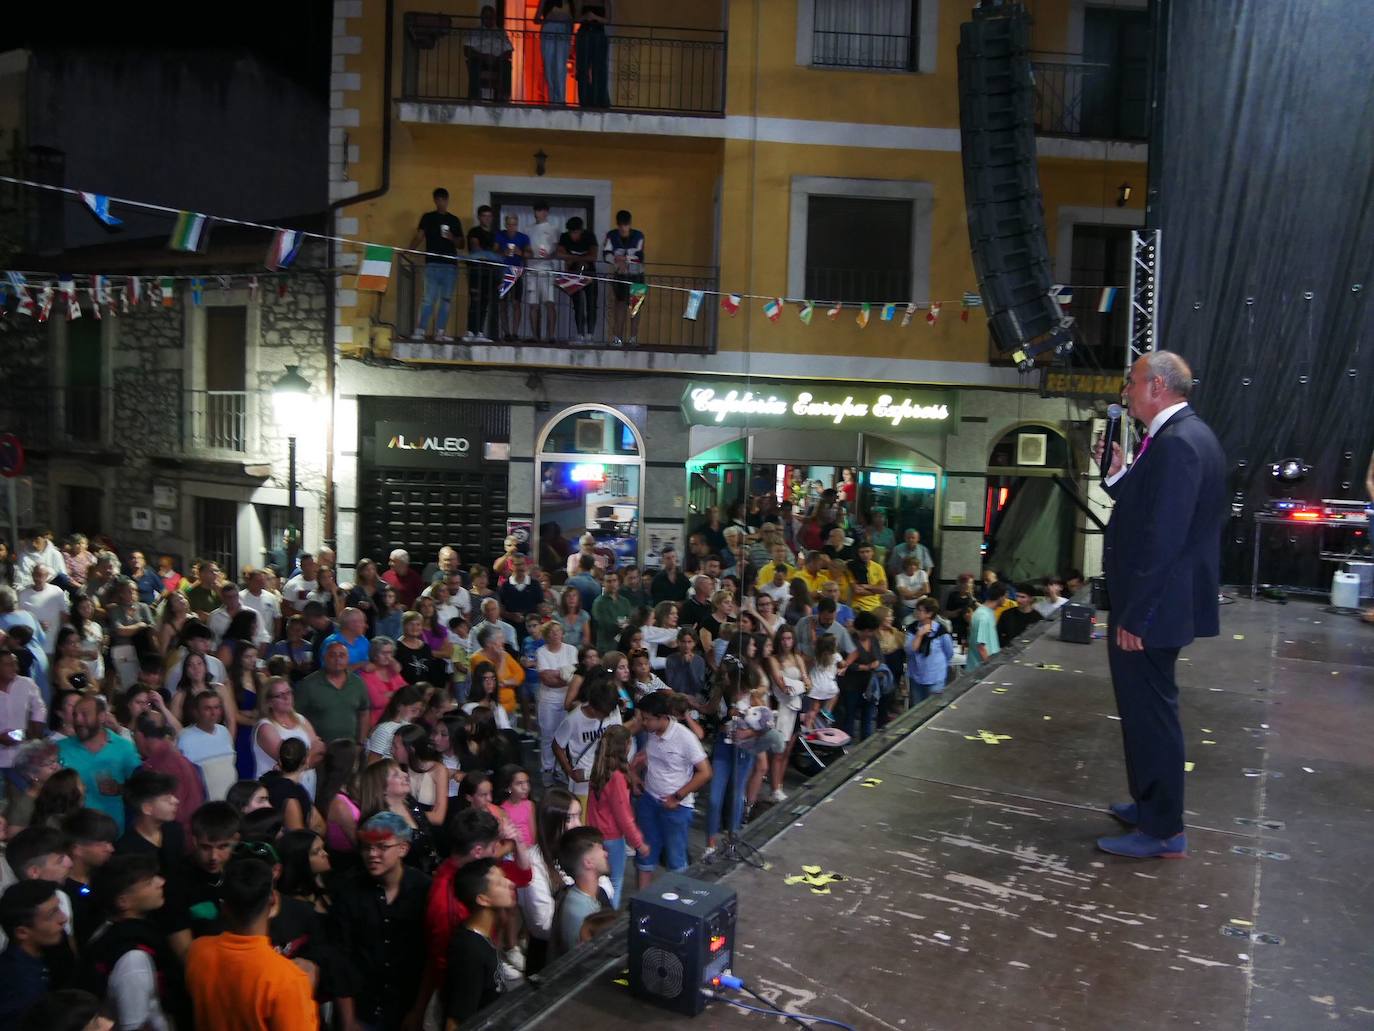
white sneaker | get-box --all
[461,331,475,342]
[435,333,454,342]
[498,961,524,987]
[701,845,718,864]
[627,335,638,345]
[475,333,493,343]
[611,336,623,346]
[503,947,526,972]
[770,787,789,803]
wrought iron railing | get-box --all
[812,29,917,71]
[395,256,718,352]
[1031,57,1149,141]
[402,14,727,116]
[187,389,248,453]
[804,265,912,306]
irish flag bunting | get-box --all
[721,293,741,316]
[357,245,394,291]
[799,300,815,325]
[856,303,871,329]
[763,297,783,322]
[827,302,842,320]
[160,277,176,307]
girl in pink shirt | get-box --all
[495,764,535,847]
[586,725,646,907]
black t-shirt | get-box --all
[446,927,501,1023]
[997,607,1043,647]
[558,231,597,273]
[115,821,186,876]
[418,211,464,264]
[680,597,713,629]
[261,770,313,825]
[468,223,495,254]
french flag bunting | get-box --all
[763,297,783,322]
[721,293,741,316]
[79,192,123,226]
[266,229,305,270]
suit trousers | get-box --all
[1107,636,1185,838]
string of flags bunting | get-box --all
[0,174,1126,325]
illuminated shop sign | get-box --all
[681,383,952,431]
[375,420,489,468]
[868,471,937,490]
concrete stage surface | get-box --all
[489,599,1374,1030]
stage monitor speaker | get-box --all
[958,3,1076,368]
[628,873,738,1016]
[1060,602,1096,644]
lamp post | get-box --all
[271,364,312,575]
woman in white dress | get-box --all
[253,676,322,798]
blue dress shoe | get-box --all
[1096,830,1187,859]
[1109,802,1139,826]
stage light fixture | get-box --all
[1270,457,1311,483]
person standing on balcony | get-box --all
[465,205,499,343]
[465,5,514,102]
[576,2,611,108]
[410,187,465,343]
[557,215,598,343]
[535,0,575,105]
[495,212,531,342]
[603,210,644,346]
[526,200,561,344]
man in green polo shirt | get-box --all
[591,570,634,653]
[293,641,370,744]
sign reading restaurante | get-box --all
[681,382,952,431]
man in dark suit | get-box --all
[1094,351,1227,859]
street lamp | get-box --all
[272,364,312,575]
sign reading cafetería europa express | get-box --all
[681,382,952,431]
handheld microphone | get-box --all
[1100,404,1123,479]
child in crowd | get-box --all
[804,634,841,725]
[495,764,534,847]
[585,725,646,907]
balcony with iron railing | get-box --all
[391,256,718,357]
[401,14,727,117]
[1031,56,1149,142]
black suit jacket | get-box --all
[1103,406,1227,648]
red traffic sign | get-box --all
[0,434,25,478]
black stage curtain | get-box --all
[1153,0,1374,585]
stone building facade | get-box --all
[0,245,331,578]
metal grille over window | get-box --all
[812,0,920,72]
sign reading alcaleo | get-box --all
[682,383,952,431]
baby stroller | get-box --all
[791,725,851,777]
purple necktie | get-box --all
[1135,433,1151,460]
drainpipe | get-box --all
[321,0,394,547]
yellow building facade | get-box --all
[326,0,1145,588]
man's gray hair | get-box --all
[1144,350,1193,399]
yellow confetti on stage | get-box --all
[802,865,822,875]
[1184,761,1196,772]
[861,777,883,788]
[965,729,1013,745]
[1233,634,1245,640]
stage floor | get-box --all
[520,599,1374,1030]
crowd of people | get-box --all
[0,475,1077,1028]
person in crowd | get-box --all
[444,857,518,1025]
[278,829,332,913]
[943,572,978,645]
[907,597,954,706]
[15,528,69,591]
[180,560,223,622]
[0,646,47,773]
[394,723,450,829]
[165,620,228,696]
[631,691,709,888]
[0,588,51,698]
[56,694,139,832]
[469,627,525,721]
[551,826,609,956]
[494,211,531,341]
[316,739,362,858]
[470,598,519,657]
[258,737,316,832]
[115,767,184,869]
[552,676,621,799]
[1034,577,1069,619]
[31,767,85,830]
[280,553,321,619]
[3,740,60,833]
[794,595,855,661]
[293,641,370,748]
[591,570,634,653]
[176,802,241,939]
[410,186,465,343]
[19,564,67,660]
[464,204,499,342]
[155,590,190,659]
[382,550,424,610]
[585,725,645,907]
[603,209,645,345]
[998,585,1045,646]
[498,553,542,632]
[207,581,260,650]
[131,710,205,837]
[59,808,118,947]
[837,611,885,742]
[464,4,514,101]
[556,214,599,342]
[239,567,282,644]
[155,554,184,595]
[536,620,577,782]
[366,684,426,762]
[321,606,370,674]
[333,811,431,1030]
[0,880,69,1025]
[966,581,1006,674]
[83,854,184,1029]
[251,676,320,795]
[649,545,690,605]
[185,855,317,1029]
[662,627,707,700]
[177,690,239,802]
[517,786,582,974]
[223,641,264,778]
[889,527,934,582]
[359,635,407,730]
[564,554,602,613]
[893,553,929,625]
[766,623,808,797]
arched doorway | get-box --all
[984,424,1074,583]
[535,405,645,573]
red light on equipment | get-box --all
[709,935,728,953]
[1289,511,1321,521]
